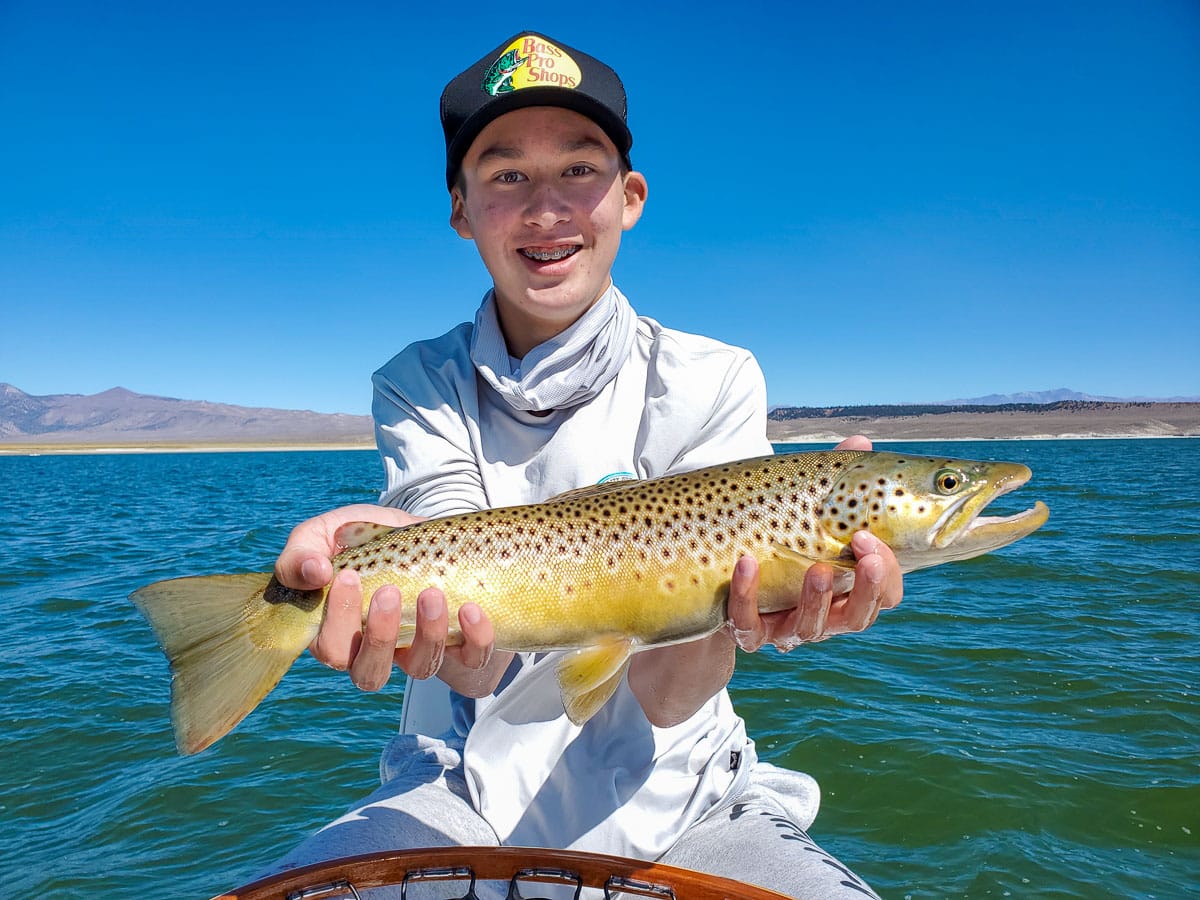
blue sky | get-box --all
[2,1,1197,414]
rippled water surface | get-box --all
[1,441,1196,898]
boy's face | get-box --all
[450,106,647,357]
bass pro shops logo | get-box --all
[481,36,582,96]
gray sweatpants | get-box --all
[262,734,879,899]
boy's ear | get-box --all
[621,171,648,231]
[449,187,473,239]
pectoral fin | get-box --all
[772,547,859,602]
[555,638,635,725]
[769,541,852,570]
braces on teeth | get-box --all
[523,246,577,261]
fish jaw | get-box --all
[947,498,1050,561]
[819,453,1048,573]
[916,460,1048,568]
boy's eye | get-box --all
[565,164,593,177]
[496,171,526,184]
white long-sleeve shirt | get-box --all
[370,301,773,859]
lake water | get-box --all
[1,440,1196,898]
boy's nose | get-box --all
[524,184,571,227]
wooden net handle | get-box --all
[214,845,793,900]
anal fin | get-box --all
[555,638,635,725]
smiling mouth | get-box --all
[520,245,580,262]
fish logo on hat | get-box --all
[481,35,583,96]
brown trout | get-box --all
[131,450,1048,754]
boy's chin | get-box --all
[512,271,598,303]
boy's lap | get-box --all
[265,739,874,898]
[657,765,879,898]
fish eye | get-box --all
[934,468,965,494]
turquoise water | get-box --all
[1,440,1196,898]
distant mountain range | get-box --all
[0,384,373,446]
[2,384,1196,449]
[773,388,1200,410]
[765,392,1200,441]
[928,388,1200,405]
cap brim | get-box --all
[446,88,633,187]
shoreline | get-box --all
[0,440,376,456]
[4,403,1197,456]
[766,402,1199,444]
[772,433,1198,444]
[1,433,1195,457]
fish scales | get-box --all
[339,452,861,650]
[130,449,1048,753]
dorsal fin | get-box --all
[543,476,640,504]
[334,522,399,551]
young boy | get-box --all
[269,31,902,897]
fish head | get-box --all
[817,452,1049,572]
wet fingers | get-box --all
[397,588,447,681]
[349,585,401,691]
[310,568,364,671]
[725,556,765,651]
[457,603,495,671]
[845,553,885,633]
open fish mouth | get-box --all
[933,464,1049,558]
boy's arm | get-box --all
[628,529,903,727]
[274,335,518,697]
[629,429,905,726]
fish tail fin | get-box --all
[130,573,325,754]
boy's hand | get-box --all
[274,503,420,593]
[725,532,903,652]
[725,434,903,651]
[629,435,903,727]
[274,505,508,696]
[629,529,904,728]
